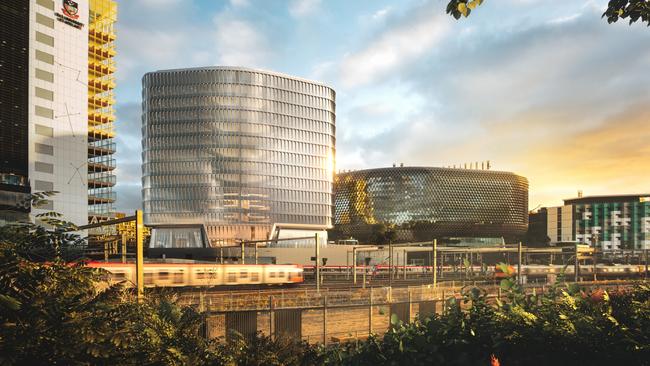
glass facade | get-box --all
[0,0,31,222]
[567,195,650,250]
[333,167,529,243]
[142,67,336,246]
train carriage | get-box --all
[87,262,303,287]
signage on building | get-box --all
[55,0,84,29]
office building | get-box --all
[1,0,92,225]
[333,166,529,243]
[142,67,336,248]
[0,0,117,225]
[546,194,650,250]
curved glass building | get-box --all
[142,67,336,247]
[333,167,528,243]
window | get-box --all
[158,271,169,280]
[35,31,54,47]
[35,143,53,155]
[228,272,236,282]
[35,180,53,191]
[173,272,184,284]
[35,69,54,83]
[35,87,54,101]
[35,105,53,119]
[35,161,53,174]
[35,13,54,28]
[36,0,54,10]
[144,272,154,285]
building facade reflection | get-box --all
[333,166,529,243]
[142,67,336,247]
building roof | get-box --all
[564,194,650,205]
[144,66,333,90]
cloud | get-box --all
[289,0,321,18]
[334,3,650,209]
[339,4,451,87]
[229,0,249,7]
[372,7,392,21]
[213,15,270,67]
[113,102,142,212]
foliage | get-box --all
[0,192,85,262]
[1,202,649,365]
[368,223,397,245]
[328,271,650,365]
[0,200,221,365]
[446,0,650,26]
[221,332,323,366]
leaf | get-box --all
[458,3,469,17]
[467,0,482,10]
[0,294,21,311]
[390,313,400,325]
[500,279,513,291]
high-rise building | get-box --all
[142,67,336,248]
[546,194,650,250]
[1,0,91,225]
[0,0,117,225]
[333,166,529,243]
[87,0,116,222]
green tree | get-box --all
[368,223,397,245]
[446,0,650,26]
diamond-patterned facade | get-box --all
[333,167,529,243]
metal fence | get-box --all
[180,280,636,344]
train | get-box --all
[87,262,304,287]
[88,262,645,288]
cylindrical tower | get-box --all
[142,67,336,247]
[333,167,529,243]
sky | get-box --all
[112,0,650,213]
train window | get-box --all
[159,271,169,280]
[174,272,184,284]
[251,273,259,281]
[228,272,236,282]
[240,271,248,279]
[144,272,154,285]
[112,271,126,280]
[269,271,276,278]
[207,269,218,279]
[196,271,206,279]
[278,271,285,278]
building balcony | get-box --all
[89,28,116,43]
[88,143,116,157]
[88,61,115,77]
[88,127,115,141]
[88,193,116,204]
[88,177,116,188]
[88,95,115,109]
[88,111,115,125]
[88,44,116,61]
[88,78,115,93]
[88,158,116,172]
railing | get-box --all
[181,280,640,344]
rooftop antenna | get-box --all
[487,160,491,170]
[578,190,583,198]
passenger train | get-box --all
[87,262,304,287]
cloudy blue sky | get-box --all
[112,0,650,213]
